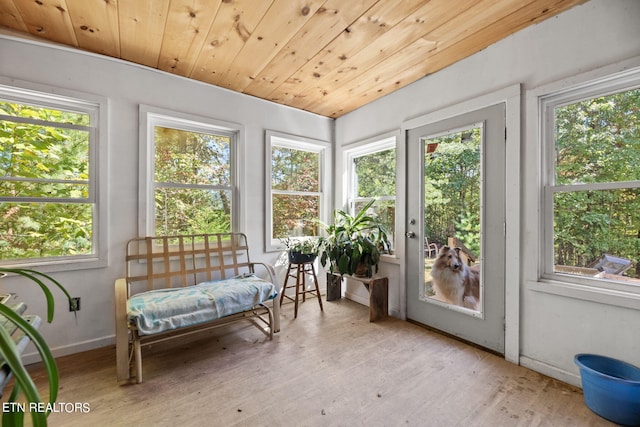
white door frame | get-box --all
[400,84,521,364]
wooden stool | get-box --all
[280,261,323,318]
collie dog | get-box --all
[430,246,480,310]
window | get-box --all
[0,83,106,267]
[140,106,237,236]
[345,137,396,251]
[541,69,640,289]
[266,130,329,250]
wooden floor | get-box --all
[21,298,614,427]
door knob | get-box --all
[405,231,416,238]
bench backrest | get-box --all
[124,233,255,297]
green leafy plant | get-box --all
[0,268,72,427]
[318,199,388,277]
[280,237,320,255]
[280,237,320,264]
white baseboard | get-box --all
[23,335,115,366]
[519,355,582,388]
[344,291,368,307]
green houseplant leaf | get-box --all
[318,199,389,277]
[0,267,71,427]
[0,269,72,323]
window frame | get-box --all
[265,130,330,252]
[538,66,640,297]
[344,136,397,252]
[139,105,240,237]
[0,79,108,270]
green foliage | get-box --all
[1,101,92,261]
[0,268,72,426]
[454,211,480,256]
[271,146,320,238]
[271,146,318,192]
[353,149,395,198]
[272,194,319,238]
[553,88,640,275]
[153,127,232,236]
[280,237,320,255]
[555,89,640,185]
[424,129,481,253]
[352,149,396,244]
[318,199,388,277]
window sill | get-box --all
[1,256,107,274]
[527,279,640,310]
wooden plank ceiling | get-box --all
[0,0,586,118]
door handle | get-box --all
[405,231,416,238]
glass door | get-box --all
[405,103,506,353]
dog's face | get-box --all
[435,246,464,271]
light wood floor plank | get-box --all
[14,299,614,426]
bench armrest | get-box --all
[250,261,276,284]
[250,262,280,333]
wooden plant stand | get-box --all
[281,261,323,318]
[326,273,388,322]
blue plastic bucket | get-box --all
[574,354,640,426]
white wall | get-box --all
[0,32,332,362]
[1,0,639,386]
[335,0,640,386]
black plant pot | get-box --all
[288,251,317,264]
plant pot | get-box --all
[288,251,317,264]
[354,262,371,278]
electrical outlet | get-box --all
[69,297,80,312]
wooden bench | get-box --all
[115,233,280,383]
[326,273,388,322]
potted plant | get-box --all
[318,199,389,279]
[0,267,72,427]
[280,237,320,264]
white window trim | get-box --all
[526,57,640,309]
[265,130,330,252]
[0,78,108,271]
[138,105,242,237]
